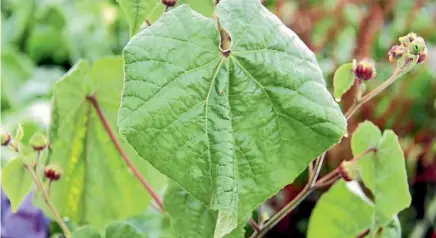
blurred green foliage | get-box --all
[1,0,435,237]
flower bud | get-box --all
[388,45,405,62]
[353,59,376,81]
[399,32,417,45]
[409,36,426,56]
[1,131,11,146]
[29,132,48,151]
[161,0,177,7]
[338,160,359,182]
[417,48,427,64]
[44,165,62,181]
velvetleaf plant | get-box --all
[0,0,429,238]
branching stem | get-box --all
[250,148,376,237]
[25,153,71,237]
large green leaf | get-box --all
[71,222,147,238]
[1,157,34,212]
[117,0,164,37]
[119,1,346,236]
[351,121,411,227]
[44,57,166,229]
[308,180,373,238]
[164,181,246,238]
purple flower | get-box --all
[1,189,50,238]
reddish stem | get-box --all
[86,94,165,213]
[249,218,261,232]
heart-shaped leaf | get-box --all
[119,0,346,235]
[1,157,33,212]
[351,121,411,226]
[43,57,166,229]
[308,122,411,237]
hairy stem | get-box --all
[26,161,71,237]
[249,218,261,232]
[86,94,165,213]
[345,69,400,120]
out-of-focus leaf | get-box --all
[38,57,166,229]
[1,47,35,108]
[333,63,354,100]
[1,157,33,212]
[351,121,411,227]
[119,1,346,236]
[117,0,164,37]
[334,27,356,63]
[15,67,65,104]
[179,0,215,17]
[308,180,373,238]
[342,4,361,27]
[26,5,70,63]
[1,0,34,45]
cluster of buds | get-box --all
[353,59,377,82]
[29,132,48,151]
[44,165,63,181]
[338,160,360,182]
[389,32,427,64]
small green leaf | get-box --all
[1,157,33,212]
[309,122,411,237]
[351,121,411,226]
[308,180,373,238]
[72,226,101,238]
[105,222,146,238]
[15,123,24,143]
[333,63,355,100]
[380,217,401,238]
[119,1,346,236]
[117,0,164,37]
[41,57,166,229]
[164,181,246,238]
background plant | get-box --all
[1,0,435,238]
